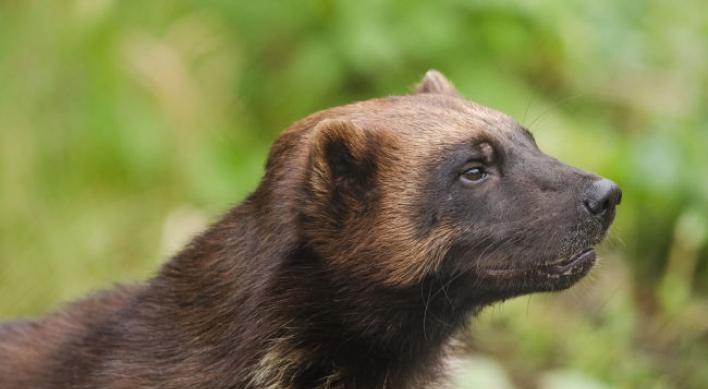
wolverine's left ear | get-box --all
[306,119,376,206]
[414,70,461,97]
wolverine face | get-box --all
[296,72,620,306]
[413,108,620,302]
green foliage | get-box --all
[1,1,706,388]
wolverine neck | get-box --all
[157,203,473,389]
[256,245,472,389]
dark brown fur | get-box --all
[0,71,620,389]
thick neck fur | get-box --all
[141,190,472,389]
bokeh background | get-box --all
[1,1,707,388]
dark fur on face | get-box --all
[0,71,621,389]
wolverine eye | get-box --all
[461,167,487,183]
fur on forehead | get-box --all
[344,95,519,151]
[271,70,519,170]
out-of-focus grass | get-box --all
[0,1,272,315]
[1,1,707,388]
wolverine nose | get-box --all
[583,179,622,217]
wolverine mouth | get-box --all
[484,248,596,282]
[537,248,596,278]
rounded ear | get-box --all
[414,70,461,97]
[306,119,376,204]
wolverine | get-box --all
[0,71,621,389]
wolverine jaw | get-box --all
[478,248,597,291]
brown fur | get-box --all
[0,71,620,388]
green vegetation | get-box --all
[1,1,706,388]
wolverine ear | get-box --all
[414,70,461,97]
[307,119,376,203]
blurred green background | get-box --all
[1,1,707,388]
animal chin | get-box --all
[482,248,597,285]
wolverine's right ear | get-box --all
[306,119,376,205]
[414,70,461,97]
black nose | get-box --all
[583,179,622,216]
